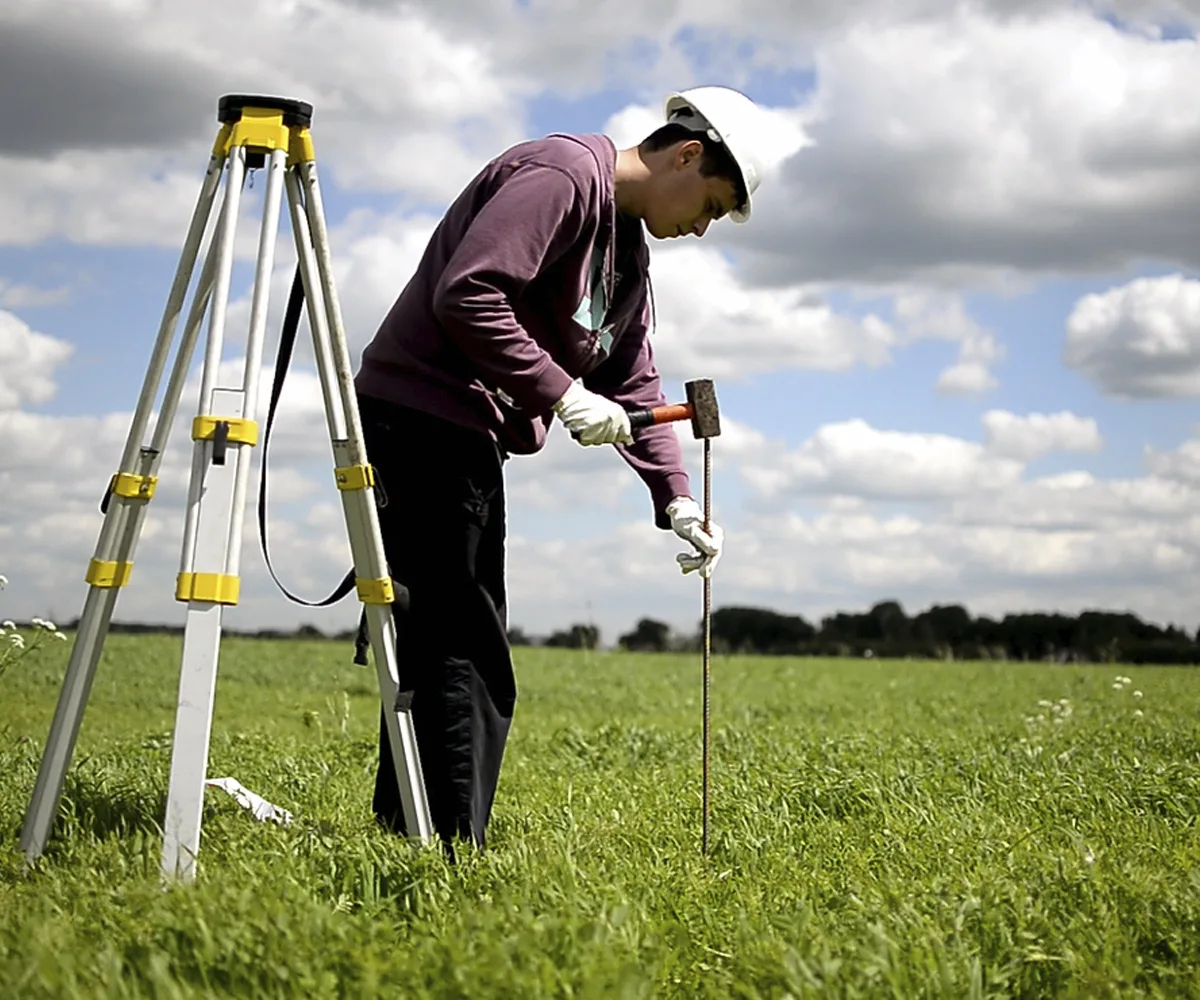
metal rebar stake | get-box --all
[702,436,712,856]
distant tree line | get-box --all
[38,598,1200,664]
[514,600,1200,665]
[665,602,1196,664]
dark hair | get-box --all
[639,121,747,211]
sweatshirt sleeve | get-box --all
[584,298,693,529]
[432,163,582,413]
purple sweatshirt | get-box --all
[354,132,691,528]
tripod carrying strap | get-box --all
[258,264,375,666]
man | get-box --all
[353,86,773,852]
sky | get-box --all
[3,0,1200,647]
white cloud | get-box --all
[738,418,1025,502]
[0,0,521,157]
[692,413,1200,633]
[506,428,648,513]
[505,520,708,638]
[736,7,1200,288]
[0,150,209,248]
[981,410,1104,461]
[603,106,665,151]
[937,361,995,397]
[892,290,986,343]
[713,482,1200,634]
[324,210,442,358]
[0,310,73,409]
[0,278,71,308]
[647,244,896,381]
[948,472,1195,528]
[0,0,526,246]
[1144,432,1200,484]
[12,0,1199,285]
[1065,273,1200,398]
[937,335,1004,397]
[412,0,1200,98]
[884,290,1007,395]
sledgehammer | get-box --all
[628,377,722,441]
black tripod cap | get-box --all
[217,95,313,128]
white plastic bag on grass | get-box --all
[205,777,293,826]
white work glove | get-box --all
[552,381,633,446]
[666,496,723,578]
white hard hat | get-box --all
[663,86,768,224]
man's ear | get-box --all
[675,138,704,171]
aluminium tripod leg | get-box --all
[160,139,290,882]
[284,159,434,843]
[20,153,226,864]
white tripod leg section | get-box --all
[161,144,287,882]
[286,161,434,842]
[160,387,243,882]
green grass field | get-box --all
[2,633,1199,998]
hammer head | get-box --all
[684,378,721,439]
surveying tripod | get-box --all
[19,95,435,881]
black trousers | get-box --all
[357,393,515,851]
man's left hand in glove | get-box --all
[666,496,723,578]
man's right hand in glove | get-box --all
[552,381,634,446]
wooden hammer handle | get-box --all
[628,403,693,430]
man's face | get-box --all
[643,140,740,240]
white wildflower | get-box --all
[1112,682,1123,690]
[1038,699,1053,708]
[1134,709,1144,718]
[0,574,7,589]
[9,633,25,650]
[1,620,14,630]
[1133,690,1143,699]
[53,631,67,642]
